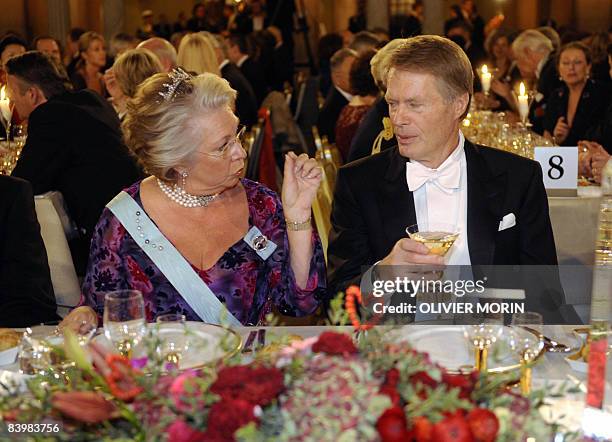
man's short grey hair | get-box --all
[349,31,381,53]
[512,30,554,56]
[330,48,357,72]
[137,37,177,71]
[536,26,561,54]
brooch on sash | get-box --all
[243,226,277,260]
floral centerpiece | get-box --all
[0,295,580,442]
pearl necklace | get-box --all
[157,178,220,208]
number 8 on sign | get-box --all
[534,147,578,191]
[548,155,564,180]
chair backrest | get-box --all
[245,121,265,181]
[34,192,81,318]
[312,161,333,264]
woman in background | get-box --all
[71,32,107,96]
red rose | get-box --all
[410,371,438,389]
[376,406,409,442]
[442,371,478,400]
[166,419,207,442]
[210,365,284,406]
[466,408,499,442]
[413,416,433,442]
[170,369,204,412]
[432,414,473,442]
[379,385,401,407]
[384,368,401,387]
[206,398,257,440]
[311,331,358,356]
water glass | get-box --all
[508,312,544,394]
[103,290,146,358]
[155,314,189,367]
[463,315,504,372]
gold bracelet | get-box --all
[285,217,312,231]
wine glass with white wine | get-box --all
[406,222,460,257]
[103,290,147,358]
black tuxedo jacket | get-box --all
[0,176,59,327]
[317,87,348,144]
[222,62,258,127]
[347,95,396,163]
[530,56,563,134]
[11,90,142,274]
[544,80,610,146]
[239,57,269,106]
[328,141,578,323]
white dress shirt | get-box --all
[407,131,471,265]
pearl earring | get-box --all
[181,171,188,190]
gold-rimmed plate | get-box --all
[390,325,545,375]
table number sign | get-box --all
[534,146,578,197]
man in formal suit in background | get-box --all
[328,36,579,323]
[0,175,59,327]
[317,48,357,144]
[226,33,269,106]
[512,30,563,134]
[211,35,258,128]
[7,51,141,275]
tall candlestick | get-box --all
[0,86,12,124]
[480,65,492,95]
[517,82,529,123]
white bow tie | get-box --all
[406,159,461,193]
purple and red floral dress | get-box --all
[82,179,326,325]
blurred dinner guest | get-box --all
[173,11,189,34]
[267,26,293,92]
[108,33,137,61]
[211,34,258,128]
[70,32,107,96]
[348,31,381,54]
[0,34,26,82]
[445,18,486,71]
[82,70,326,325]
[104,48,163,120]
[536,26,561,55]
[154,14,173,41]
[587,32,611,84]
[483,28,521,111]
[136,10,155,41]
[389,0,423,39]
[335,49,378,162]
[188,2,220,33]
[511,29,562,134]
[317,33,344,96]
[177,33,220,76]
[0,175,59,327]
[543,42,608,146]
[7,52,142,275]
[459,0,485,53]
[347,39,405,163]
[327,36,578,323]
[64,28,85,77]
[317,48,357,144]
[33,36,62,65]
[226,33,268,105]
[585,44,612,154]
[137,37,177,73]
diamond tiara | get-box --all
[158,67,192,102]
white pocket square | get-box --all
[498,213,516,231]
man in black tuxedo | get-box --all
[226,33,269,106]
[6,52,141,275]
[0,176,59,327]
[317,48,357,144]
[512,30,563,134]
[328,36,579,324]
[212,36,258,128]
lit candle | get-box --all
[0,86,12,123]
[480,65,492,95]
[517,82,529,123]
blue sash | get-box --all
[106,191,242,327]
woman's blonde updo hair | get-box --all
[122,71,237,181]
[177,33,221,76]
[113,48,163,98]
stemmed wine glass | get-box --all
[155,313,189,368]
[508,312,544,395]
[406,222,460,257]
[463,315,504,372]
[103,290,147,358]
